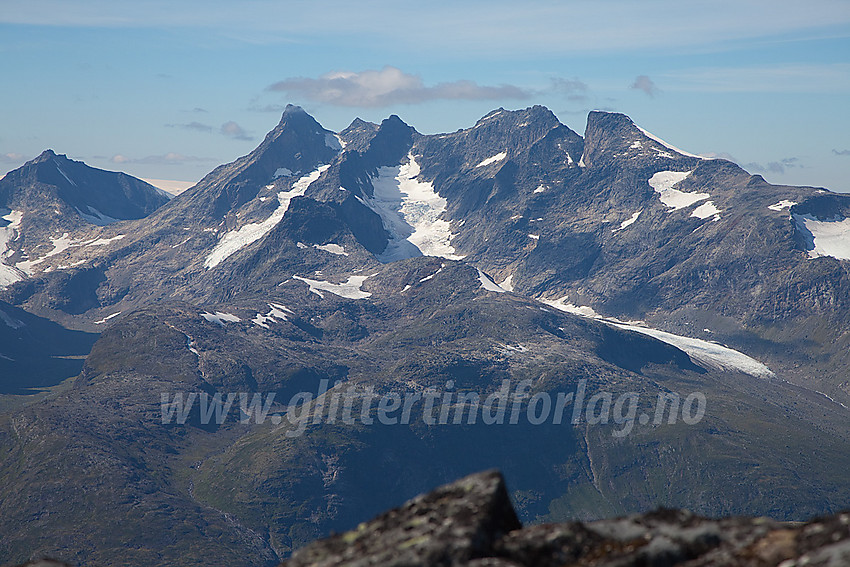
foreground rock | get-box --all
[282,470,850,567]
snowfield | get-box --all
[691,201,721,220]
[201,311,241,326]
[636,126,710,160]
[476,152,507,168]
[204,164,330,269]
[768,200,797,211]
[77,205,120,226]
[541,296,773,378]
[361,153,464,263]
[293,274,372,299]
[314,243,348,256]
[477,269,507,293]
[614,210,642,232]
[0,210,25,286]
[252,303,293,328]
[793,214,850,260]
[649,170,710,211]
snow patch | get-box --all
[528,234,540,240]
[542,297,772,378]
[204,164,330,269]
[293,274,373,299]
[55,162,76,186]
[314,243,348,256]
[534,185,547,194]
[496,342,528,354]
[793,214,850,260]
[0,210,25,286]
[295,274,371,299]
[649,170,710,211]
[614,324,773,378]
[476,152,507,168]
[252,302,293,328]
[815,390,850,410]
[768,200,797,211]
[94,312,122,325]
[362,153,464,262]
[636,126,709,160]
[540,297,600,317]
[614,210,642,232]
[630,141,643,149]
[477,269,506,293]
[201,311,241,326]
[691,201,721,220]
[0,309,24,329]
[19,233,80,275]
[77,206,120,226]
[86,234,126,246]
[499,274,514,292]
[419,263,444,283]
[474,110,503,127]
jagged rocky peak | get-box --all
[581,110,704,169]
[0,149,169,223]
[184,105,344,218]
[472,105,562,131]
[419,105,583,171]
[32,148,62,162]
[339,117,380,152]
[360,114,419,169]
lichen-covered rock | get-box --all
[281,470,521,566]
[281,471,850,567]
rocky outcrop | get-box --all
[282,470,850,567]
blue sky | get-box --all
[1,0,849,192]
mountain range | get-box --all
[2,104,850,566]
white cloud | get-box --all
[267,66,531,107]
[220,121,253,141]
[630,75,659,97]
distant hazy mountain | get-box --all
[0,150,169,288]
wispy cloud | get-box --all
[267,66,531,108]
[0,152,27,163]
[220,121,253,141]
[4,1,849,56]
[167,121,214,133]
[110,153,212,165]
[550,78,589,102]
[661,64,850,93]
[166,120,254,141]
[630,75,659,97]
[833,149,850,156]
[743,157,802,174]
